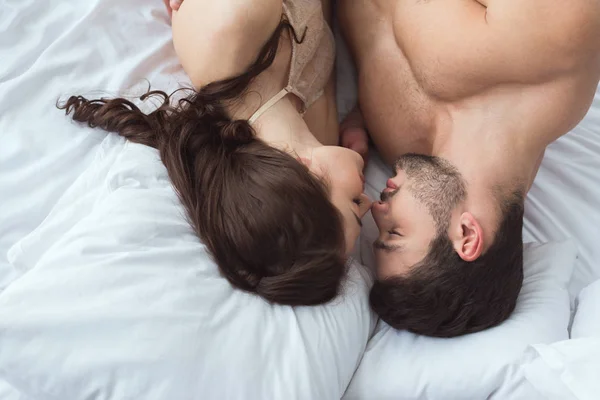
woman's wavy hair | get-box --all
[58,19,347,306]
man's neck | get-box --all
[427,107,536,247]
[432,103,546,194]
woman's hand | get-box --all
[163,0,183,18]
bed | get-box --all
[1,1,599,399]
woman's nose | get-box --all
[359,193,372,217]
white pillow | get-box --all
[345,157,577,399]
[0,139,376,400]
[0,378,31,400]
[571,279,600,338]
[503,338,600,400]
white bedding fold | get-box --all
[571,279,600,338]
[521,338,600,400]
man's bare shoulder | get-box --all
[484,0,600,56]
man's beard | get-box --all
[389,153,467,231]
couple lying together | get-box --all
[59,0,600,338]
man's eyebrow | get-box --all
[353,212,363,227]
[373,240,402,253]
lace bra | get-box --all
[248,0,335,124]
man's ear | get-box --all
[452,212,484,262]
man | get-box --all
[338,0,600,337]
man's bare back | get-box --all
[340,0,600,165]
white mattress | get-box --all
[1,1,600,399]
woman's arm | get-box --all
[171,0,282,88]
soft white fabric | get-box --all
[571,279,600,338]
[0,138,375,400]
[517,338,600,400]
[0,1,376,399]
[524,89,600,301]
[0,0,186,291]
[2,1,599,398]
[344,216,576,400]
[491,338,600,400]
[0,378,35,400]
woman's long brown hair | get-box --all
[58,19,347,306]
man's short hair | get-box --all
[370,193,525,338]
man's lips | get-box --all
[382,179,397,195]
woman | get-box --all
[58,0,371,306]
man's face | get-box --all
[371,154,466,279]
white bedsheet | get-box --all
[0,2,374,399]
[525,91,600,299]
[518,338,600,400]
[0,0,187,290]
[0,378,29,400]
[571,279,600,338]
[2,1,600,398]
[0,138,374,400]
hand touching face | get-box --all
[163,0,183,18]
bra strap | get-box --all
[248,87,291,124]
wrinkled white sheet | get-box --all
[0,379,23,400]
[520,338,600,400]
[0,0,186,290]
[2,0,599,398]
[0,1,374,399]
[571,279,600,338]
